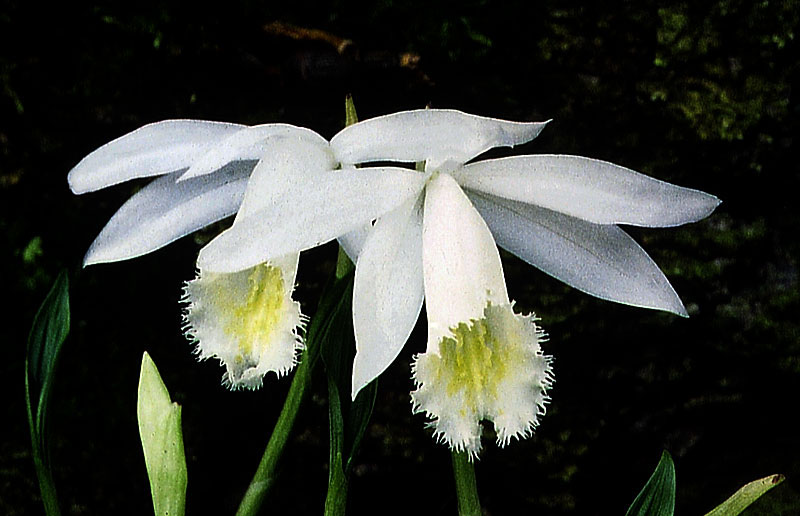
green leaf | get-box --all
[704,474,785,516]
[27,270,70,440]
[312,271,354,516]
[626,451,676,516]
[25,269,70,516]
[310,269,378,516]
[137,352,187,516]
[318,271,378,470]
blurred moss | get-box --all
[642,1,797,141]
[21,235,42,264]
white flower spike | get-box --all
[69,120,331,388]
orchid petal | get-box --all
[456,155,721,227]
[68,120,245,194]
[197,167,427,273]
[422,174,509,349]
[467,189,688,316]
[178,124,328,181]
[331,109,549,167]
[84,161,254,267]
[234,137,337,219]
[335,164,372,262]
[352,195,425,399]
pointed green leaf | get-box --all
[317,273,353,467]
[25,269,70,516]
[27,270,70,442]
[317,271,377,473]
[626,451,676,516]
[345,94,359,127]
[311,268,378,515]
[137,352,187,516]
[312,271,354,516]
[704,474,785,516]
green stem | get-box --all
[235,349,315,516]
[324,252,352,515]
[28,416,61,516]
[335,245,354,279]
[36,469,61,516]
[26,362,61,516]
[451,451,482,516]
[323,452,348,516]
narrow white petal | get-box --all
[331,109,549,166]
[235,137,337,219]
[456,155,721,227]
[84,161,254,267]
[334,164,373,262]
[178,124,329,181]
[352,195,425,399]
[422,174,509,348]
[467,190,688,316]
[198,167,427,273]
[68,120,245,194]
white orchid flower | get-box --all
[196,109,720,453]
[408,171,554,457]
[68,120,332,389]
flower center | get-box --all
[411,303,552,457]
[223,264,285,362]
[183,260,305,389]
[435,316,513,412]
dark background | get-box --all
[2,1,799,514]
